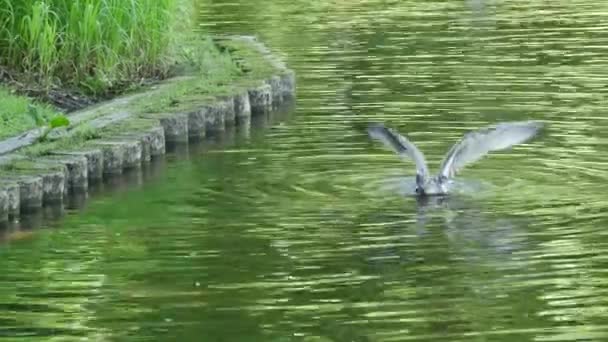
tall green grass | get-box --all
[0,0,178,95]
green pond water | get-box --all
[2,0,608,340]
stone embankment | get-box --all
[0,36,295,224]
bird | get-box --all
[367,120,544,196]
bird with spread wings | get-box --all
[367,121,544,196]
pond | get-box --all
[2,0,608,340]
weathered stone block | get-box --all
[0,182,19,217]
[36,169,65,203]
[219,97,236,127]
[265,75,282,106]
[105,139,143,169]
[280,70,296,100]
[201,102,225,134]
[158,114,189,143]
[9,160,68,202]
[89,141,124,175]
[233,90,252,126]
[0,189,8,222]
[95,140,142,171]
[40,155,88,190]
[248,83,272,115]
[54,149,103,183]
[121,140,143,169]
[115,133,149,163]
[3,175,43,212]
[187,109,206,140]
[146,126,166,157]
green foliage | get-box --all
[49,115,69,128]
[26,104,45,126]
[25,102,70,142]
[0,0,179,95]
[0,86,60,139]
[0,0,245,141]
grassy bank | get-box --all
[0,86,62,139]
[0,0,243,141]
[1,0,177,95]
[8,36,284,159]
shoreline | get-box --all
[0,35,296,225]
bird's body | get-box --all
[367,121,544,196]
[414,176,449,196]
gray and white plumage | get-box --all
[367,121,543,196]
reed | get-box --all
[0,0,178,95]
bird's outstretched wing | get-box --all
[367,123,430,183]
[438,120,543,179]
